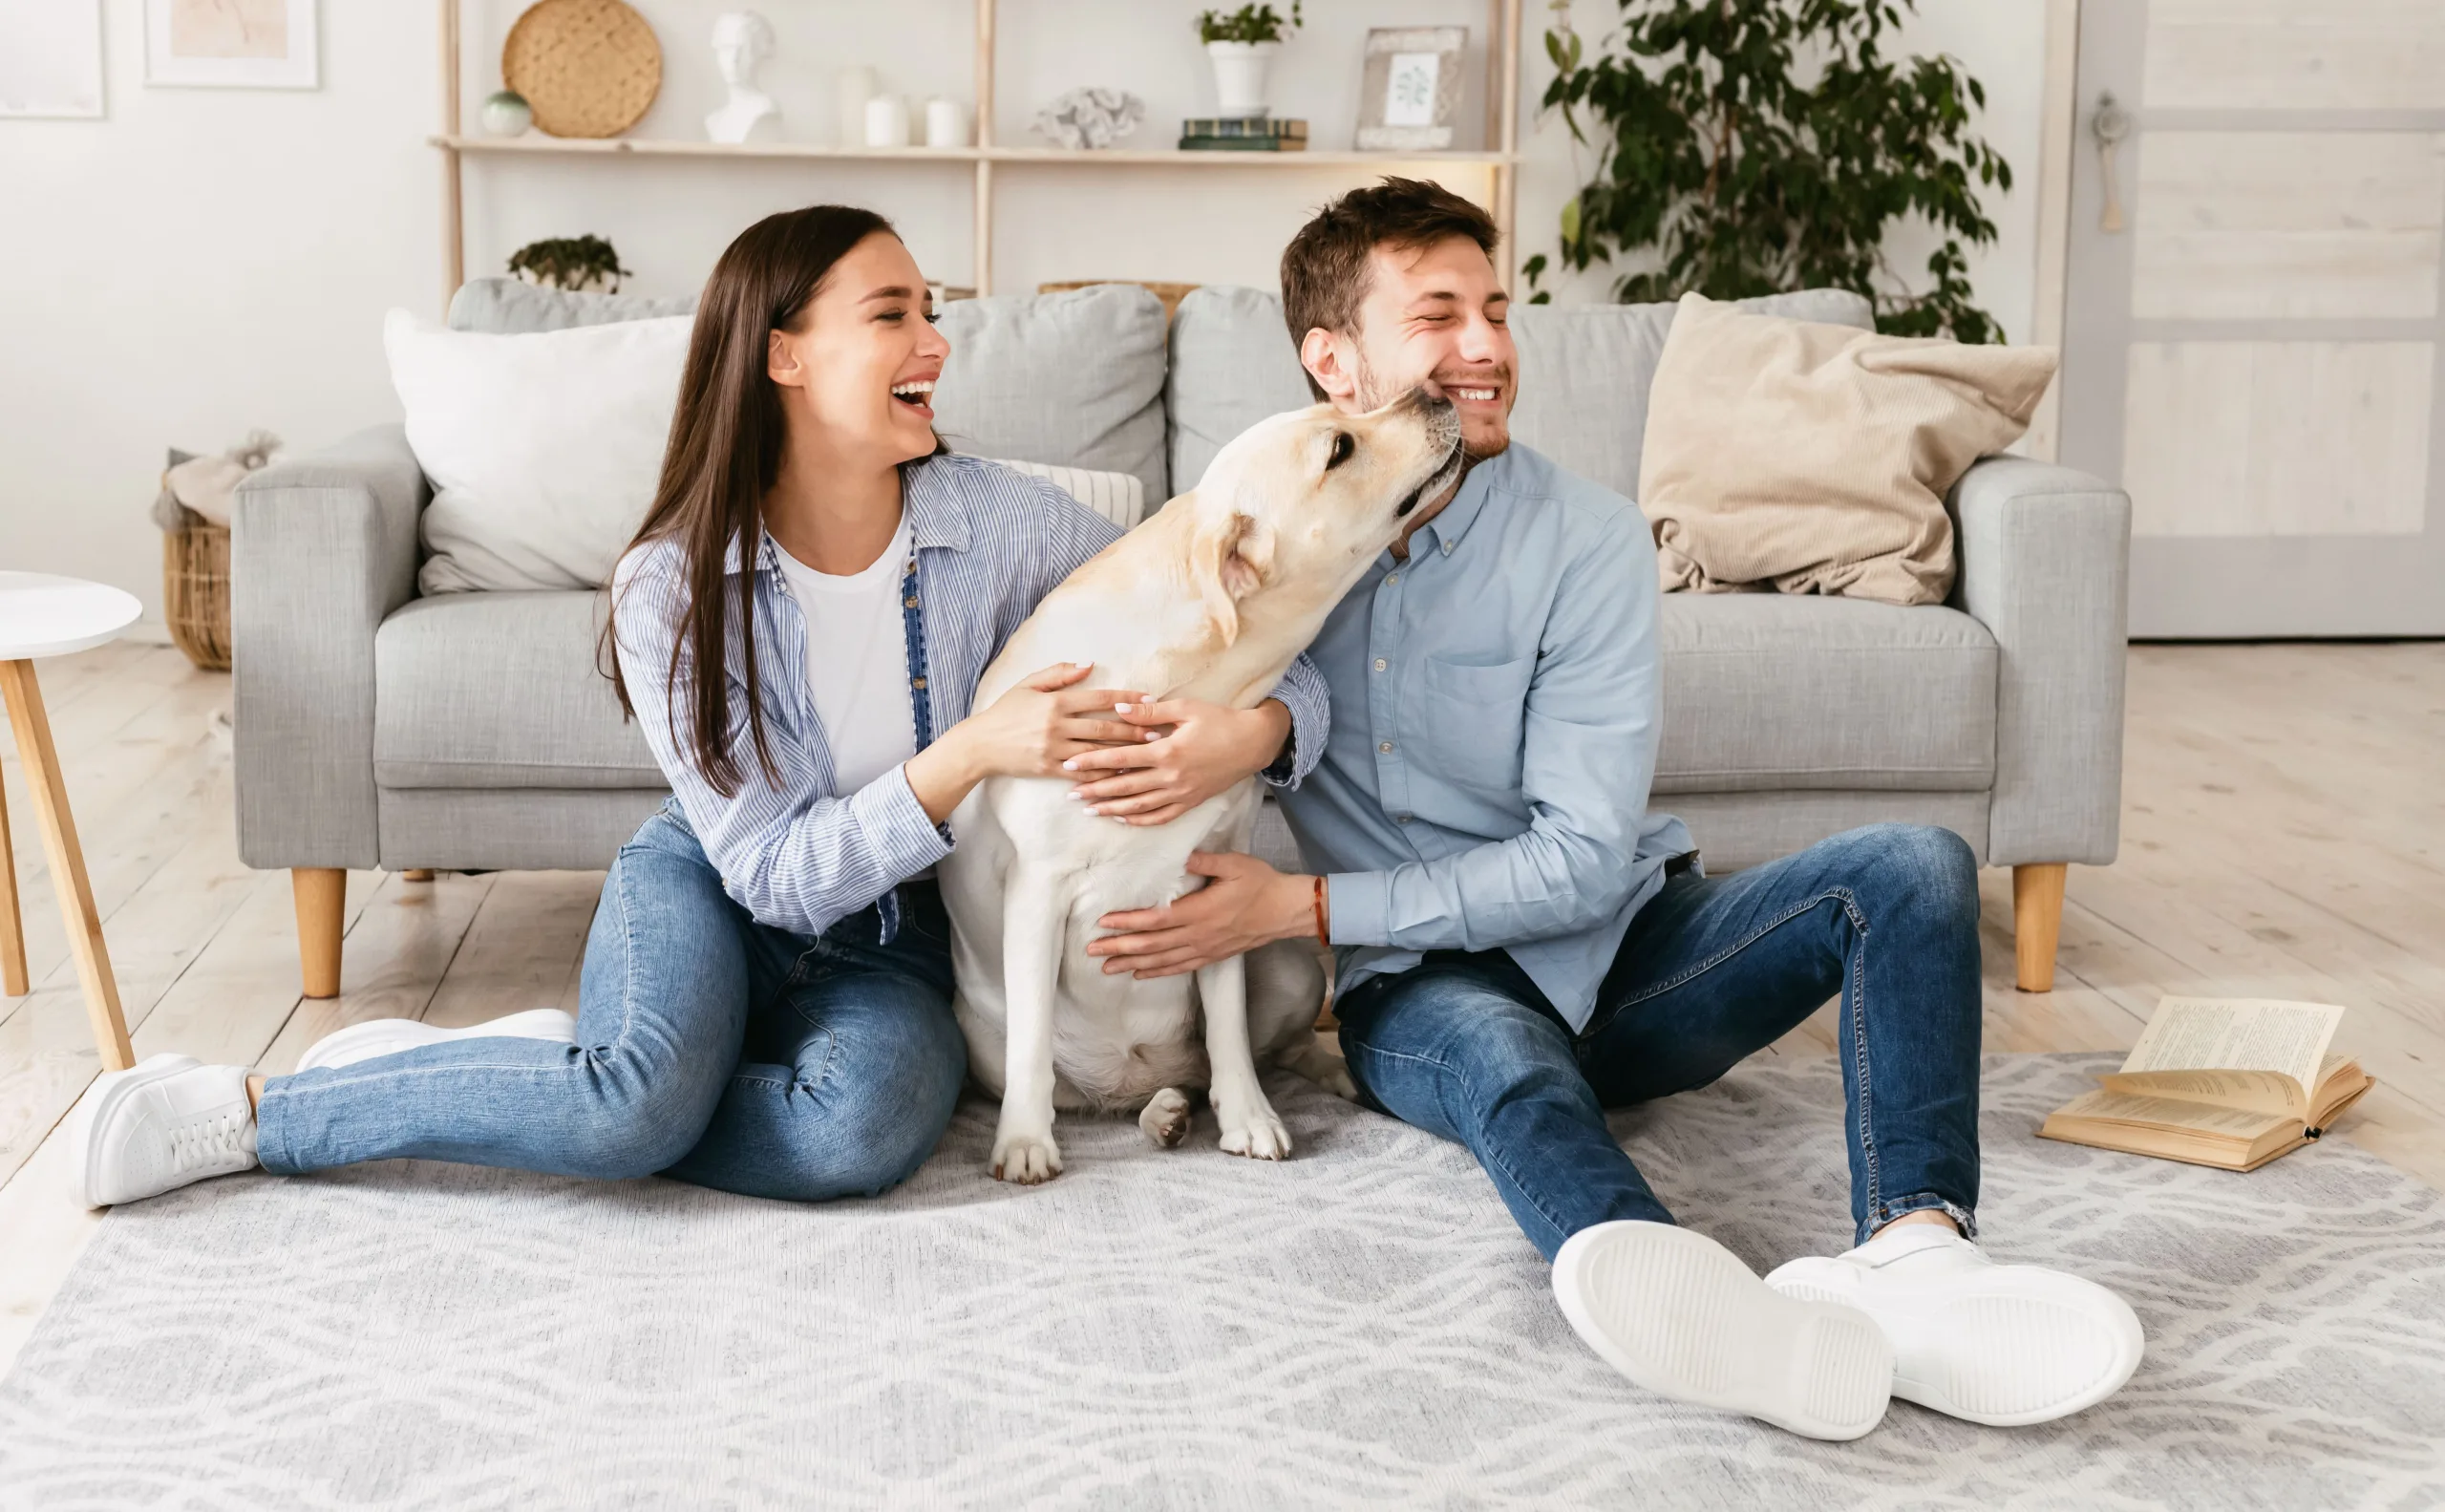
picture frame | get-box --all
[1356,26,1465,152]
[145,0,318,90]
[0,0,106,119]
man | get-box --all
[1079,180,2142,1439]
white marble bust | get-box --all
[705,12,779,144]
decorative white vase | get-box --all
[1204,40,1277,119]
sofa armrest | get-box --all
[1948,457,2132,868]
[231,424,426,869]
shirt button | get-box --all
[1379,741,1394,754]
[1396,814,1412,824]
[1386,573,1400,585]
[1372,658,1387,671]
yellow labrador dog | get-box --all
[939,391,1462,1183]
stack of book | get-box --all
[1179,117,1308,152]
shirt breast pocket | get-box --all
[1417,653,1535,792]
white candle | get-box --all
[835,66,875,147]
[925,96,969,149]
[864,94,911,148]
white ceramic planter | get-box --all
[480,90,533,137]
[1204,40,1278,119]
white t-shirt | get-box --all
[772,513,919,795]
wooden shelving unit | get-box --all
[436,0,1525,305]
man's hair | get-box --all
[1280,178,1500,400]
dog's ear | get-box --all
[1190,504,1273,646]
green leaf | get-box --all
[1533,0,2004,341]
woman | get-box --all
[71,205,1328,1207]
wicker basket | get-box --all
[162,515,232,671]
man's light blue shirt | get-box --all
[1276,441,1694,1032]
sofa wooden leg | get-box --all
[400,869,435,882]
[292,867,345,999]
[2012,862,2068,993]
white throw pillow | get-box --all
[987,458,1148,530]
[384,309,691,594]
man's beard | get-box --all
[1352,349,1511,461]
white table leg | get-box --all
[0,659,133,1071]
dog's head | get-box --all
[1186,389,1464,645]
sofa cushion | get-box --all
[1653,593,1995,795]
[1510,287,1874,500]
[1166,286,1876,500]
[1168,286,1314,492]
[447,277,1172,506]
[374,591,659,790]
[935,285,1171,505]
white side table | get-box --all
[0,572,143,1073]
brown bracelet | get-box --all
[1312,875,1330,948]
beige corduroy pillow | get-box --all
[1636,293,2058,606]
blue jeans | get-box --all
[257,801,967,1202]
[1333,823,1983,1260]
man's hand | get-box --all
[1061,698,1291,826]
[1088,851,1315,978]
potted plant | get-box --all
[1526,0,2009,341]
[505,235,634,295]
[1196,3,1301,119]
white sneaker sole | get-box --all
[1554,1222,1893,1441]
[1770,1262,2144,1427]
[294,1009,579,1075]
[67,1054,200,1210]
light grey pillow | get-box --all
[1164,284,1877,500]
[1509,288,1874,499]
[447,277,697,334]
[934,284,1171,505]
[1166,286,1313,492]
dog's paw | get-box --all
[991,1129,1063,1184]
[1213,1094,1291,1161]
[1138,1087,1194,1149]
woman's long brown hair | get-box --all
[602,203,906,799]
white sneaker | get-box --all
[294,1008,579,1074]
[1553,1221,1893,1440]
[67,1054,258,1209]
[1764,1224,2144,1427]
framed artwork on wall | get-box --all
[145,0,318,90]
[1356,26,1465,151]
[0,0,106,118]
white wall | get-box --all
[0,0,2045,622]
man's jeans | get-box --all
[1333,822,1983,1260]
[257,800,967,1202]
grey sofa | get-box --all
[233,279,2128,999]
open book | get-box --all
[2039,997,2374,1172]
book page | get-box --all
[2099,1068,2305,1118]
[2050,1088,2294,1141]
[2118,997,2344,1093]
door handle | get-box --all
[2093,91,2134,234]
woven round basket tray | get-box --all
[502,0,661,139]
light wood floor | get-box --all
[1,642,2439,1374]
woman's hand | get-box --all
[1060,698,1292,826]
[904,663,1143,823]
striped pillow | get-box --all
[988,458,1148,531]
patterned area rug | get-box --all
[3,1053,2441,1510]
